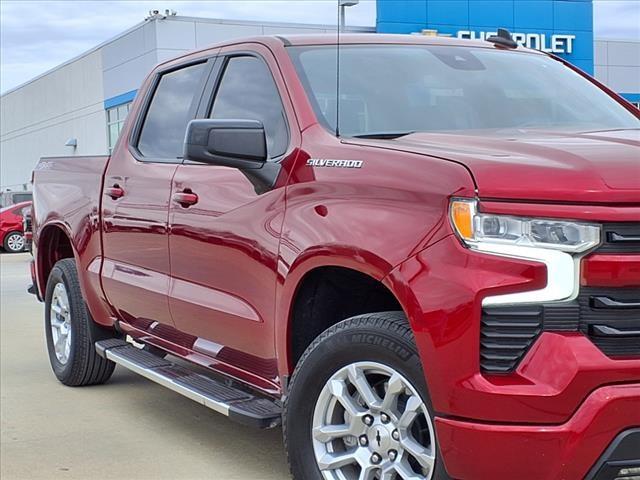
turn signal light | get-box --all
[450,200,474,240]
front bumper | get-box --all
[385,234,640,424]
[435,384,640,480]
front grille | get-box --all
[480,221,639,374]
[578,287,640,358]
[480,306,543,373]
[598,223,640,253]
[481,287,639,374]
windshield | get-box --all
[288,44,639,136]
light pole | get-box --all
[339,0,359,32]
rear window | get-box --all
[137,62,208,160]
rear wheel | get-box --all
[45,258,116,386]
[3,231,24,253]
[285,312,448,480]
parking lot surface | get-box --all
[0,253,290,480]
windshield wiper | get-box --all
[350,131,415,140]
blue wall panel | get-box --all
[468,1,514,28]
[427,0,469,25]
[377,0,427,24]
[377,21,429,34]
[554,0,593,31]
[514,0,553,29]
[376,0,595,73]
[104,89,137,109]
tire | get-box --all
[3,231,25,253]
[44,258,116,386]
[285,312,449,480]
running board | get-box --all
[95,339,281,429]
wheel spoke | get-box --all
[358,464,378,480]
[398,395,422,430]
[380,373,404,413]
[392,460,424,480]
[329,379,366,418]
[51,303,63,317]
[54,333,66,356]
[347,364,382,410]
[317,450,359,470]
[313,423,355,443]
[402,437,435,472]
[57,294,69,314]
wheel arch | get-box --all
[276,249,412,377]
[35,222,77,299]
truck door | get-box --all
[101,60,211,330]
[167,47,297,386]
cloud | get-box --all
[594,0,640,39]
[0,0,637,93]
[0,1,375,93]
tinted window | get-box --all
[289,45,639,136]
[138,63,207,160]
[210,56,288,158]
[12,193,32,204]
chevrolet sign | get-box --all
[457,30,576,54]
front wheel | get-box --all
[285,312,448,480]
[3,231,25,253]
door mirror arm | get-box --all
[183,119,281,192]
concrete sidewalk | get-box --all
[0,253,289,480]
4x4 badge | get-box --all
[306,158,363,169]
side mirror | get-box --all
[183,119,267,169]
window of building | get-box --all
[137,62,208,160]
[10,193,32,204]
[107,102,132,153]
[210,56,288,158]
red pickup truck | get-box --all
[31,33,639,480]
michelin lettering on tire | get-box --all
[349,333,412,361]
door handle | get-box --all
[104,185,124,200]
[172,191,198,207]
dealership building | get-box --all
[1,0,639,191]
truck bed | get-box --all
[32,155,109,323]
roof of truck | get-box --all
[275,33,520,49]
[157,33,544,73]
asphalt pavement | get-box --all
[0,252,290,480]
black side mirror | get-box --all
[183,119,267,169]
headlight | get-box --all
[450,198,601,305]
[450,198,600,253]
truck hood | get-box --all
[350,129,640,204]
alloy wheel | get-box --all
[6,233,24,252]
[312,361,436,480]
[50,282,72,364]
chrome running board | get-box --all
[95,339,281,429]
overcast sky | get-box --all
[1,0,638,93]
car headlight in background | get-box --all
[449,198,601,305]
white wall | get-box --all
[594,39,640,94]
[0,16,368,190]
[0,50,106,190]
